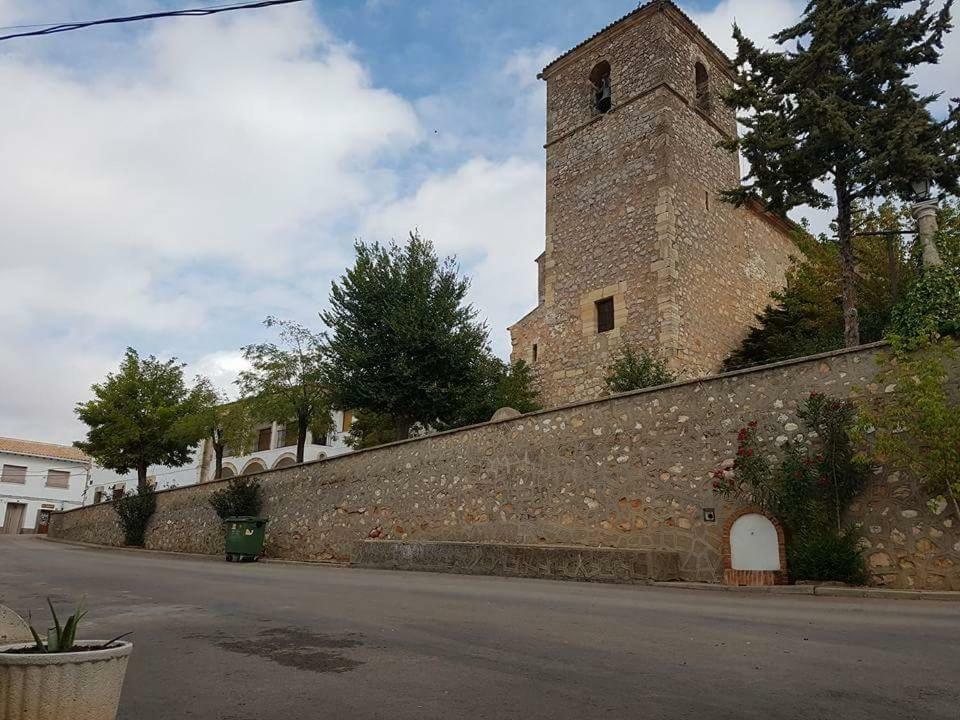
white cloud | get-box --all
[191,350,251,399]
[362,156,545,356]
[691,0,804,55]
[0,3,419,332]
[0,2,421,444]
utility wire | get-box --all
[0,0,305,43]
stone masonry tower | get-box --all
[509,0,798,408]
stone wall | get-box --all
[51,345,960,590]
[509,2,797,407]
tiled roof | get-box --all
[541,0,732,75]
[0,436,91,463]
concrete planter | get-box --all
[0,640,132,720]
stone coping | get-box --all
[55,340,891,514]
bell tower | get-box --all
[509,1,797,408]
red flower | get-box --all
[712,481,720,490]
[745,449,754,458]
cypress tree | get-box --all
[723,0,960,347]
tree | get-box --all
[604,347,676,393]
[724,201,937,370]
[344,410,402,450]
[237,317,334,464]
[193,383,255,480]
[452,357,542,427]
[322,232,492,439]
[723,0,960,348]
[75,348,209,490]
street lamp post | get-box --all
[911,178,942,268]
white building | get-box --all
[85,410,355,503]
[0,437,91,533]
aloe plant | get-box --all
[26,599,129,653]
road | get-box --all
[1,536,957,720]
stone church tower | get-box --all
[509,0,798,407]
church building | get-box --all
[509,1,798,407]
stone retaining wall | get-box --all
[51,343,960,589]
[351,541,680,583]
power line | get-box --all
[0,0,305,43]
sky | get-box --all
[0,0,957,444]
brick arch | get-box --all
[721,506,788,586]
[240,459,268,476]
[272,454,297,470]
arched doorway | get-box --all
[722,507,786,586]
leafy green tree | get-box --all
[237,317,334,464]
[604,347,676,393]
[322,232,492,439]
[723,0,960,348]
[450,357,541,427]
[724,199,960,369]
[75,348,209,490]
[193,383,256,480]
[344,410,402,450]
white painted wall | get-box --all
[0,451,89,532]
[84,410,354,504]
[729,513,781,571]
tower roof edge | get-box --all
[540,1,733,80]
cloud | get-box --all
[0,2,421,443]
[191,350,251,399]
[362,156,545,355]
[691,0,804,55]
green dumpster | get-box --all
[224,517,268,562]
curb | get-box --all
[38,537,960,600]
[37,536,349,568]
[652,580,960,601]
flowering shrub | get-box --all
[713,393,869,583]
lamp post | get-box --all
[911,178,942,268]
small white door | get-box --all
[730,513,780,571]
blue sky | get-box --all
[0,0,956,443]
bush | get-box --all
[113,486,156,546]
[605,347,676,393]
[787,530,867,585]
[890,266,960,343]
[209,477,262,519]
[713,393,872,584]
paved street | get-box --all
[2,536,958,719]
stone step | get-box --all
[352,540,680,584]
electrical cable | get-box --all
[0,0,305,42]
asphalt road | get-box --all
[1,536,957,720]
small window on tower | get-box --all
[596,297,615,334]
[532,343,538,363]
[589,61,612,114]
[695,62,710,110]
